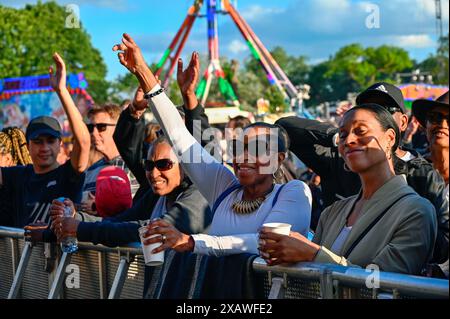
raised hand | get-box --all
[112,33,158,93]
[49,52,67,93]
[177,52,200,98]
[112,33,147,75]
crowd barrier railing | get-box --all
[0,226,448,299]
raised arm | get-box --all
[113,34,237,204]
[49,53,90,174]
[177,55,214,148]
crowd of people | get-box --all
[0,34,448,297]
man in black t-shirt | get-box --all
[0,52,90,228]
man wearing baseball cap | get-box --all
[0,53,90,230]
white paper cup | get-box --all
[138,226,164,266]
[260,223,292,261]
[262,222,291,235]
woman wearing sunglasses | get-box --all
[50,135,212,248]
[113,34,312,256]
[259,104,437,275]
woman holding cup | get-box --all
[113,34,312,257]
[259,104,437,275]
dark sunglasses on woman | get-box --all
[427,111,449,125]
[228,138,273,158]
[144,159,174,172]
[86,123,116,133]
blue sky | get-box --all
[2,0,449,81]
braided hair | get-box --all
[0,127,33,165]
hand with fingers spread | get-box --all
[177,52,200,109]
[142,219,194,254]
[258,228,320,266]
[112,33,158,93]
[49,52,67,93]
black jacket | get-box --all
[276,116,449,263]
[113,103,211,201]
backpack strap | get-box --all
[343,192,415,258]
[271,184,287,208]
[211,183,242,214]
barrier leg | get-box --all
[320,268,335,299]
[47,252,71,299]
[108,256,132,299]
[267,272,287,299]
[7,241,33,299]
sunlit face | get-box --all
[28,135,61,171]
[145,142,183,196]
[338,109,395,174]
[88,112,117,154]
[232,126,284,187]
[426,106,449,149]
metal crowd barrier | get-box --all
[0,226,448,299]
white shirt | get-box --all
[147,85,312,256]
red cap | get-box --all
[95,166,133,217]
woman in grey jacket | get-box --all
[260,104,437,275]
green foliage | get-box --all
[264,86,288,113]
[417,34,449,85]
[307,43,414,105]
[0,1,108,103]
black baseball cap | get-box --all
[356,82,407,114]
[26,116,62,141]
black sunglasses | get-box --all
[228,138,273,158]
[144,159,174,172]
[427,111,449,124]
[87,123,116,133]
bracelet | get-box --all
[144,87,165,100]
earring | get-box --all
[386,145,392,160]
[343,162,351,172]
[272,168,283,183]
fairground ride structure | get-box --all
[153,0,311,118]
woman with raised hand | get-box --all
[113,33,311,257]
[259,104,437,275]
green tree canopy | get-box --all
[307,44,414,105]
[417,34,449,85]
[0,1,108,103]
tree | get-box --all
[417,34,449,85]
[241,46,308,110]
[0,2,108,103]
[307,44,413,105]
